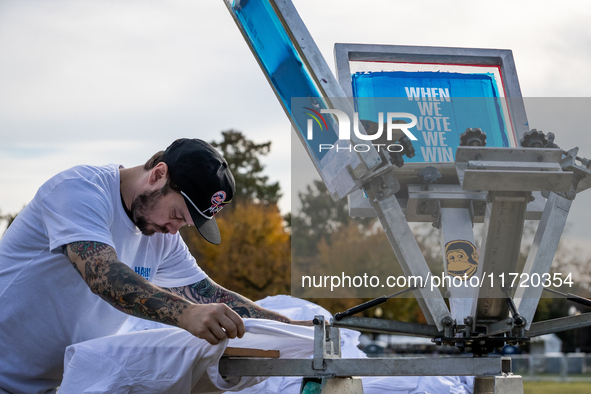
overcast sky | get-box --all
[1,0,590,246]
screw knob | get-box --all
[418,166,442,184]
[520,129,548,148]
[460,128,487,146]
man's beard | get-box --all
[131,186,170,236]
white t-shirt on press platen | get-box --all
[0,164,206,394]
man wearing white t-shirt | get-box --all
[0,138,300,394]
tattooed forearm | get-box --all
[168,278,290,323]
[62,244,83,277]
[63,241,190,326]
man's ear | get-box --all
[148,162,169,186]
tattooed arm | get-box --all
[63,241,245,344]
[168,278,313,326]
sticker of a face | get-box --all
[445,240,479,279]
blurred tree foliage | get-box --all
[182,200,290,301]
[291,180,371,258]
[211,130,281,205]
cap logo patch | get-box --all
[211,191,226,205]
[205,191,228,216]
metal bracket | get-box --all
[442,316,455,338]
[313,315,342,371]
[488,318,515,336]
[432,199,442,229]
[456,147,574,192]
[313,316,326,370]
[527,312,591,337]
[468,200,476,225]
[513,192,574,329]
[325,326,341,359]
[219,356,510,378]
[332,316,442,337]
[367,171,400,201]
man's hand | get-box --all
[178,303,245,345]
[62,241,244,344]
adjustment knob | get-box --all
[398,136,415,158]
[460,128,487,146]
[418,166,442,184]
[389,136,416,168]
[359,119,415,168]
[520,129,548,148]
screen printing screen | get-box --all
[350,61,517,163]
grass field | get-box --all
[523,381,591,393]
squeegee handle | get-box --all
[567,294,591,308]
[334,296,387,321]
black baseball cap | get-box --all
[162,138,235,244]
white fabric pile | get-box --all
[233,296,474,394]
[59,295,473,394]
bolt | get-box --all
[376,191,384,199]
[442,316,453,327]
[380,183,388,189]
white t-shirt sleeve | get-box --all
[41,178,115,254]
[152,234,207,288]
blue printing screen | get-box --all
[352,71,511,163]
[231,0,336,161]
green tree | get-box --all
[182,201,290,301]
[291,180,373,257]
[211,130,281,205]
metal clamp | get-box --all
[313,315,341,371]
[368,171,400,201]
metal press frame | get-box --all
[222,0,591,393]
